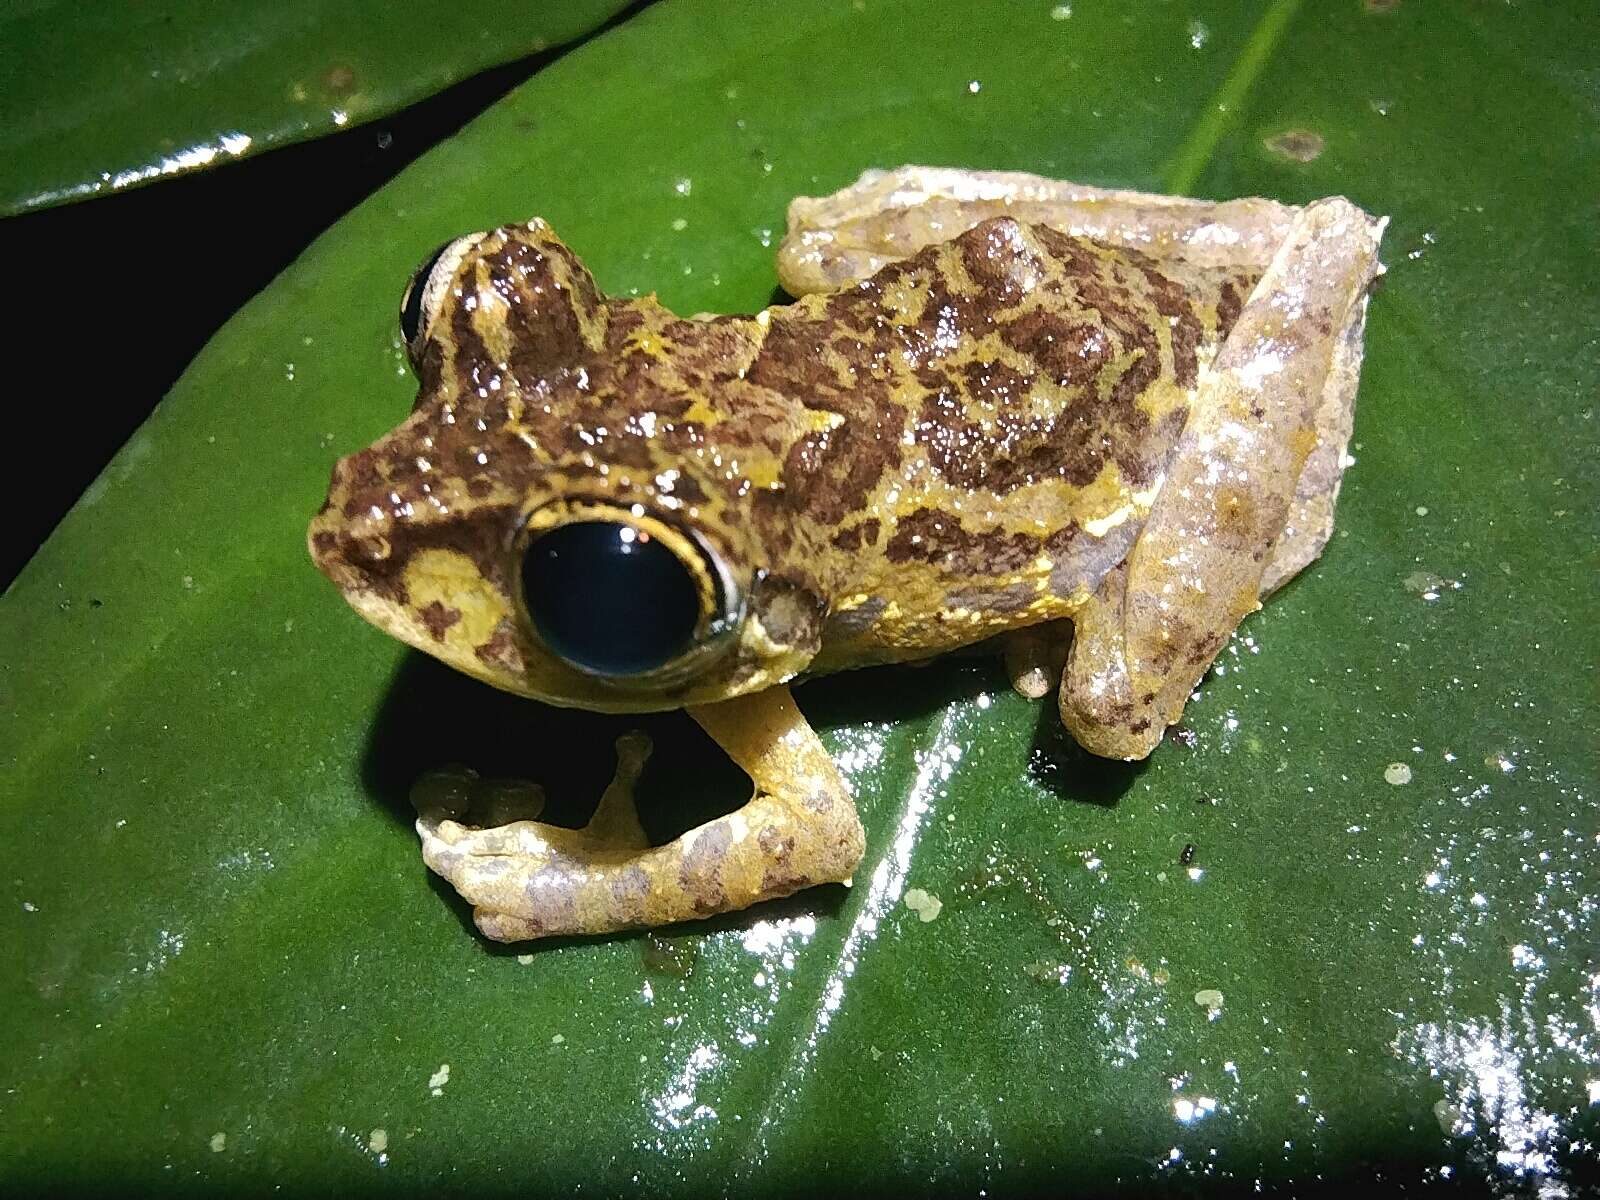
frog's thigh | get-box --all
[1062,238,1376,745]
[1059,199,1384,760]
[413,686,865,942]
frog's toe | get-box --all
[412,732,653,939]
[1003,623,1071,700]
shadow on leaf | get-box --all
[1025,675,1147,807]
[361,650,747,840]
[360,645,1141,954]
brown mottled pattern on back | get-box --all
[311,215,1260,700]
[886,507,1087,574]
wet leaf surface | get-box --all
[0,0,633,215]
[2,1,1596,1194]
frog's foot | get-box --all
[413,685,865,942]
[1058,198,1385,760]
[1258,263,1374,597]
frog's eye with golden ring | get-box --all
[518,511,741,681]
[399,242,451,351]
[399,234,482,367]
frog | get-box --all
[309,166,1385,943]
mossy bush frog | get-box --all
[310,167,1385,941]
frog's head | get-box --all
[309,221,827,712]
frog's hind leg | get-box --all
[1257,261,1376,596]
[1028,283,1372,728]
[777,165,1304,294]
[1057,198,1385,760]
[413,686,865,942]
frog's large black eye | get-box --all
[399,241,453,352]
[521,521,704,677]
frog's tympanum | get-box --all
[310,167,1385,942]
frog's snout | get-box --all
[307,506,386,598]
[306,445,406,599]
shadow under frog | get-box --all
[360,645,1140,951]
[361,651,851,950]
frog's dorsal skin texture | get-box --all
[779,167,1385,757]
[310,168,1384,941]
[311,215,1260,707]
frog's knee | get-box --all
[1058,683,1153,761]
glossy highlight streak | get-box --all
[1161,0,1303,195]
[741,702,968,1167]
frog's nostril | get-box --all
[349,534,391,563]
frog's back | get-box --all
[739,217,1259,667]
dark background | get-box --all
[1,41,606,592]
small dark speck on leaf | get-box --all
[642,932,699,979]
[90,598,103,608]
[1264,129,1325,163]
[1180,843,1196,865]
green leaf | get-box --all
[0,0,634,216]
[4,0,1596,1193]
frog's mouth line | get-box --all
[511,498,748,690]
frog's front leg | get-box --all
[1059,198,1384,759]
[413,686,865,942]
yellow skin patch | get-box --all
[310,167,1384,941]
